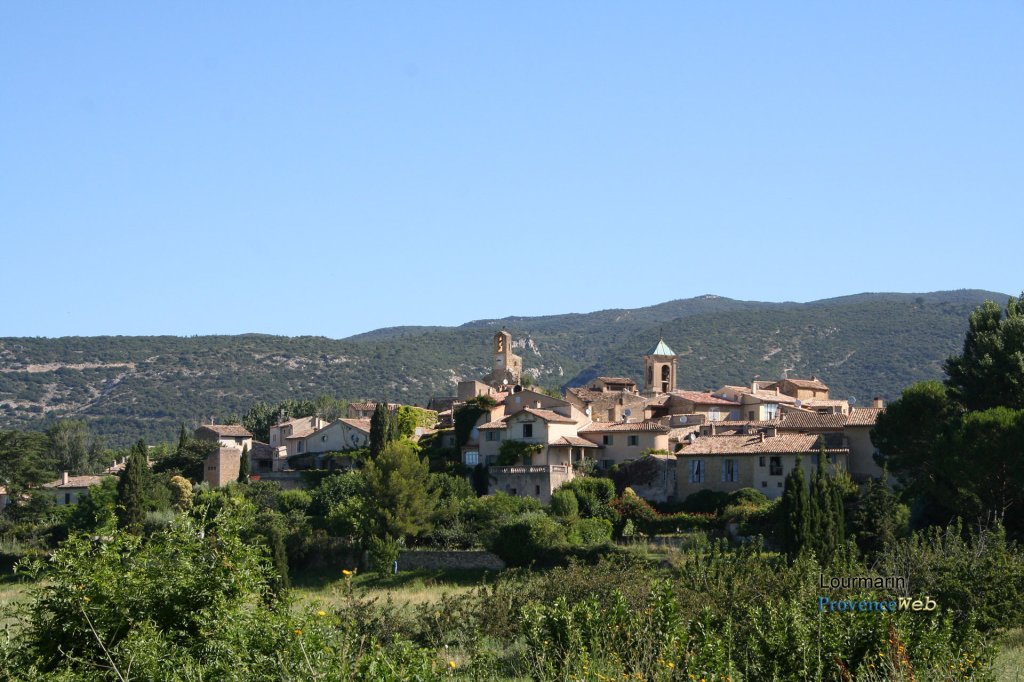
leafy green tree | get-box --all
[872,380,962,522]
[153,426,216,481]
[116,440,148,534]
[242,401,275,442]
[169,475,193,512]
[67,477,118,532]
[362,440,438,540]
[950,407,1024,529]
[0,429,53,493]
[395,406,418,439]
[945,292,1024,411]
[46,420,91,474]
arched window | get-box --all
[661,365,671,392]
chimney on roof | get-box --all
[759,432,766,442]
[61,471,69,486]
[751,380,757,395]
[873,396,884,408]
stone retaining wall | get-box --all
[397,550,506,571]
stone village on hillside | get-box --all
[19,330,886,510]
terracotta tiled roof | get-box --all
[778,412,848,430]
[678,433,848,456]
[596,376,636,385]
[249,442,277,459]
[670,390,739,406]
[480,407,577,428]
[568,387,646,404]
[551,436,602,448]
[579,420,670,433]
[285,425,319,439]
[802,399,849,408]
[43,474,108,489]
[846,407,883,426]
[339,418,372,433]
[197,424,252,438]
[516,407,577,424]
[777,377,830,390]
[349,402,399,412]
[695,413,848,432]
[273,416,315,429]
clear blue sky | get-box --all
[2,3,1021,338]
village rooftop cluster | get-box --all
[5,330,886,511]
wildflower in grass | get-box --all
[294,628,302,636]
[448,660,457,669]
[318,610,326,617]
[342,569,353,576]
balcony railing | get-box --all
[490,464,570,475]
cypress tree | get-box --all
[117,439,148,535]
[780,458,810,560]
[813,457,836,565]
[370,402,390,457]
[238,443,249,483]
[176,423,190,454]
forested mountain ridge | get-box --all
[0,289,1010,445]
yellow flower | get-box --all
[318,610,326,617]
[342,569,353,576]
[448,660,457,669]
[666,662,674,669]
[83,596,90,602]
[294,628,302,636]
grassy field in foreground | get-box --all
[0,578,33,628]
[995,628,1024,682]
[289,565,495,612]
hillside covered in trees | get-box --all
[0,289,1010,445]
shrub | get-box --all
[567,517,613,546]
[682,489,731,513]
[549,489,579,518]
[727,487,769,507]
[489,512,567,566]
[368,534,401,577]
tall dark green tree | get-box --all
[116,440,148,534]
[369,402,395,458]
[238,443,250,483]
[807,442,844,566]
[779,459,811,560]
